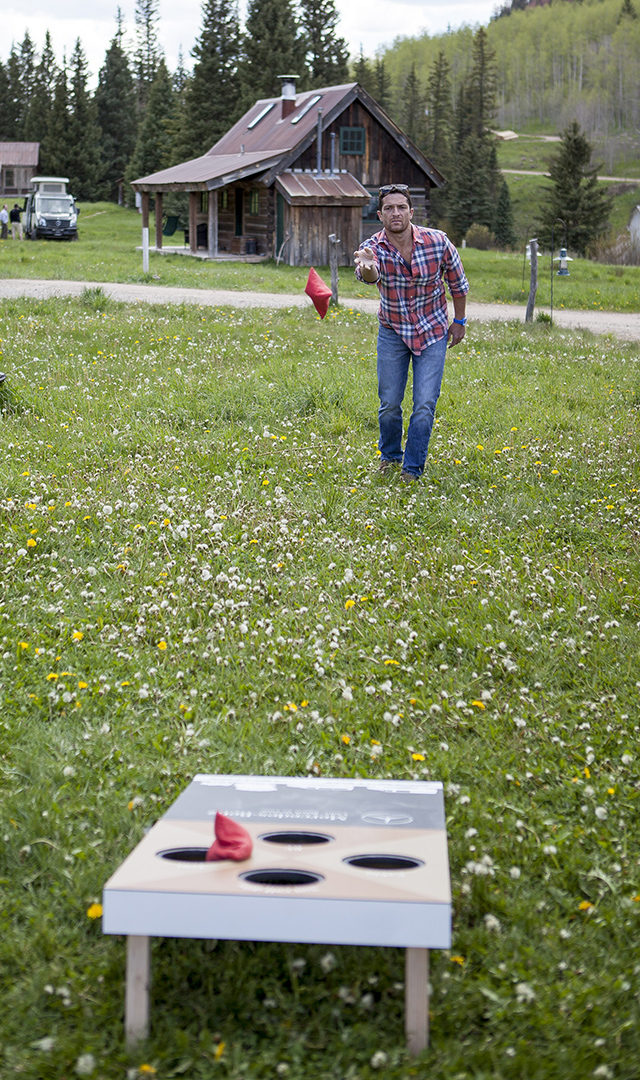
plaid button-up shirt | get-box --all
[356,226,469,352]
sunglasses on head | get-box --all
[379,184,410,196]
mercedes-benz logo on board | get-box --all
[361,812,413,826]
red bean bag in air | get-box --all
[305,267,332,319]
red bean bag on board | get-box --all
[205,811,253,862]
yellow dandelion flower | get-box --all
[341,735,351,745]
[27,538,37,547]
[72,631,84,641]
[584,767,590,779]
[78,681,88,689]
[139,1066,157,1075]
[300,700,309,707]
[345,599,355,610]
[384,659,399,666]
[86,903,103,919]
[19,642,29,650]
[262,479,269,486]
[157,640,168,651]
[412,753,425,762]
[287,702,298,712]
[214,1043,225,1060]
[47,673,58,681]
[579,901,593,911]
[470,700,486,709]
[450,955,465,966]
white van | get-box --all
[24,176,80,241]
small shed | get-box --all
[130,80,444,266]
[0,143,40,196]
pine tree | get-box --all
[493,179,516,248]
[24,32,58,169]
[241,0,306,102]
[467,27,497,138]
[617,0,637,21]
[46,62,72,178]
[16,31,37,135]
[3,46,23,139]
[426,52,453,224]
[299,0,349,87]
[66,39,103,200]
[127,59,175,184]
[402,64,426,148]
[449,135,501,242]
[541,120,612,255]
[0,60,13,139]
[353,48,375,95]
[374,58,391,111]
[134,0,162,114]
[95,25,137,200]
[177,0,242,161]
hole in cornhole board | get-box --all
[158,848,208,862]
[241,869,324,886]
[259,831,334,845]
[343,854,424,871]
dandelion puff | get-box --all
[515,982,536,1004]
[595,806,608,820]
[319,951,336,973]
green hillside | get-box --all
[381,0,640,170]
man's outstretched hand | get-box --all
[354,246,379,282]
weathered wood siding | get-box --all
[283,204,362,266]
[194,182,273,255]
[293,102,431,192]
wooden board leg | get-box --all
[405,947,429,1055]
[125,935,150,1048]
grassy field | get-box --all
[1,294,639,1079]
[1,201,640,313]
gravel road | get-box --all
[1,277,639,341]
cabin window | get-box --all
[4,169,15,188]
[249,189,260,215]
[219,189,228,211]
[200,191,209,214]
[340,127,365,155]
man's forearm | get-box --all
[452,295,467,320]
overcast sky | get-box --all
[2,1,497,84]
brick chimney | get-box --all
[278,75,299,119]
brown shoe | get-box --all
[379,458,398,474]
[400,470,419,483]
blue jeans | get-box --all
[377,324,447,477]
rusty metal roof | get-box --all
[0,142,39,166]
[131,151,281,191]
[276,171,369,205]
[210,83,356,158]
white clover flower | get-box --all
[484,913,501,932]
[75,1054,96,1076]
[343,568,354,582]
[595,806,608,820]
[621,753,633,765]
[592,1067,614,1079]
[63,766,75,777]
[102,505,113,516]
[32,1037,55,1051]
[543,845,557,855]
[509,866,521,879]
[515,982,536,1004]
[86,566,97,577]
[341,686,353,702]
[370,1051,388,1069]
[319,951,336,973]
[465,827,478,839]
[201,568,212,581]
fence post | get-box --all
[525,238,538,323]
[328,233,340,305]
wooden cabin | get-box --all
[130,81,444,267]
[0,142,40,197]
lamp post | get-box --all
[550,217,569,326]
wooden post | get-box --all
[155,192,163,251]
[525,238,538,323]
[328,233,340,305]
[405,947,429,1055]
[125,935,151,1048]
[188,192,198,254]
[208,191,218,259]
[141,193,150,273]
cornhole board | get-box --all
[103,774,451,1055]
